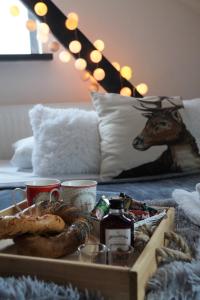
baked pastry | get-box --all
[14,217,91,258]
[0,214,65,239]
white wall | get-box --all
[0,0,199,105]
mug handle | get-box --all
[50,188,62,204]
[12,188,26,212]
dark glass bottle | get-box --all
[100,199,134,248]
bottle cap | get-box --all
[109,199,124,209]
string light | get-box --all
[68,12,79,22]
[112,62,120,71]
[90,50,102,63]
[75,58,87,70]
[59,51,71,63]
[93,40,105,52]
[120,66,132,80]
[26,19,37,31]
[120,87,132,96]
[89,75,97,84]
[93,68,105,81]
[34,2,48,16]
[48,41,60,52]
[69,40,82,53]
[65,12,79,30]
[136,83,148,95]
[10,5,20,16]
[81,71,91,81]
[88,83,99,92]
[38,22,50,35]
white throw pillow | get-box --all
[29,104,100,176]
[91,93,200,180]
[11,136,34,170]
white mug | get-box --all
[50,180,97,212]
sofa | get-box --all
[0,95,200,207]
[0,102,97,186]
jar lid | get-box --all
[109,199,124,209]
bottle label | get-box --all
[105,229,131,250]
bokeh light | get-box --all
[48,41,60,52]
[34,2,48,16]
[120,66,132,80]
[120,87,132,96]
[26,19,37,31]
[88,83,99,92]
[10,5,20,16]
[136,83,149,95]
[59,51,71,63]
[93,39,105,52]
[90,50,102,63]
[93,68,105,81]
[112,62,120,71]
[69,40,82,53]
[75,58,87,70]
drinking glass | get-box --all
[108,245,134,267]
[78,243,107,264]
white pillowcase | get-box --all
[11,136,34,170]
[92,92,184,180]
[29,104,100,176]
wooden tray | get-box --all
[0,201,175,300]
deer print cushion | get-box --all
[92,92,200,180]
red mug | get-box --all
[13,179,61,210]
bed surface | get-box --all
[0,160,100,187]
[0,159,200,210]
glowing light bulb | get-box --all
[93,68,105,81]
[88,83,99,92]
[89,75,97,84]
[69,40,82,53]
[34,2,48,16]
[38,22,50,35]
[26,19,37,32]
[10,5,20,16]
[75,58,87,70]
[93,39,105,52]
[67,12,79,22]
[136,83,149,95]
[90,50,102,63]
[59,51,71,63]
[65,12,79,30]
[48,41,60,52]
[65,18,78,30]
[112,62,120,71]
[120,66,132,80]
[120,87,132,97]
[81,71,90,81]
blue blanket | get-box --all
[0,172,199,210]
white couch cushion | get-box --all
[11,136,34,170]
[29,104,100,176]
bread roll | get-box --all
[0,214,65,239]
[14,217,91,258]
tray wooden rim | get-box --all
[0,200,175,300]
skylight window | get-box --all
[0,0,41,54]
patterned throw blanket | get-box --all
[0,173,200,299]
[145,198,200,300]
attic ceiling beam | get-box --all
[20,0,142,97]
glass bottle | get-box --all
[100,198,134,249]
